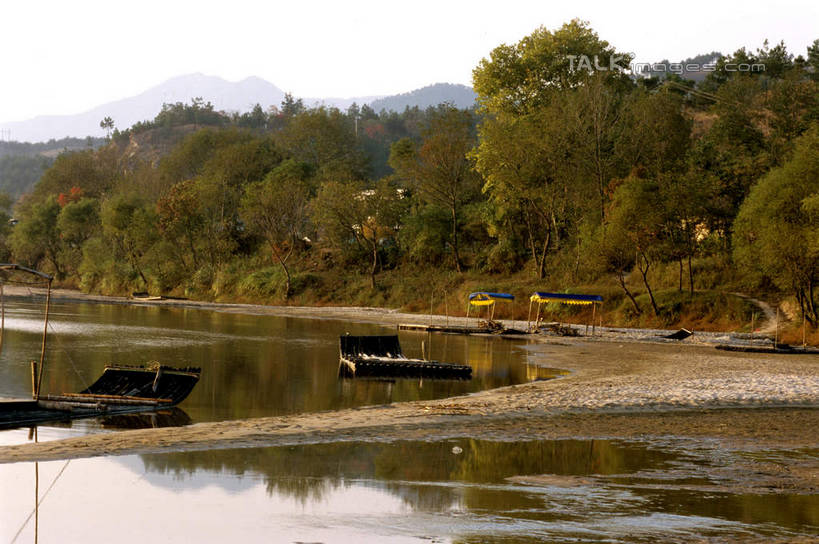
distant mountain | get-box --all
[0,75,476,143]
[367,83,477,112]
[0,74,288,143]
[639,52,723,82]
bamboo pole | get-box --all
[0,283,4,356]
[35,280,52,400]
[527,299,531,331]
[592,303,597,336]
[35,427,39,544]
[31,361,37,400]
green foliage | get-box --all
[3,22,815,331]
[9,196,62,276]
[0,154,53,199]
[733,124,819,322]
[473,19,633,115]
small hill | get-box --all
[639,52,723,82]
[0,74,287,143]
[368,83,477,112]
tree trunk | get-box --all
[535,229,552,280]
[450,205,462,273]
[808,281,818,325]
[617,270,641,315]
[678,258,683,292]
[638,253,659,316]
[271,243,293,300]
[687,253,694,295]
[370,244,378,290]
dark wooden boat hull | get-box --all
[0,365,201,430]
[339,335,472,380]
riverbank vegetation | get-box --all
[3,21,819,333]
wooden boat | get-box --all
[338,334,472,380]
[0,263,201,430]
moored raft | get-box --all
[339,335,472,380]
[0,364,202,430]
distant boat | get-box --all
[0,263,201,430]
[338,334,472,380]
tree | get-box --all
[156,180,204,272]
[472,19,632,116]
[240,161,311,298]
[605,174,667,316]
[57,197,99,275]
[100,116,115,139]
[312,179,407,289]
[473,104,572,278]
[734,125,819,323]
[100,195,158,288]
[389,106,480,272]
[9,196,63,278]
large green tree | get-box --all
[389,106,480,272]
[734,125,819,323]
[240,160,311,298]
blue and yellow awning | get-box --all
[529,292,603,305]
[468,292,515,306]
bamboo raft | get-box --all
[339,335,472,380]
[0,364,202,430]
[0,263,202,430]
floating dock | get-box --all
[339,335,472,380]
[397,323,489,334]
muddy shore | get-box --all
[0,287,817,465]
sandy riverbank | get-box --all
[0,287,817,465]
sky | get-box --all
[0,0,816,123]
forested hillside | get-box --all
[6,21,819,335]
[0,136,105,199]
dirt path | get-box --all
[732,292,778,335]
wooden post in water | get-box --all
[35,280,52,400]
[31,361,37,399]
[0,283,4,356]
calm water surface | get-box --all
[1,298,815,542]
[1,435,816,543]
[0,299,553,440]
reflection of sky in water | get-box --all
[1,313,304,349]
[0,300,545,446]
[2,436,813,543]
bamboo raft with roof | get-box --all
[0,263,201,430]
[338,334,472,380]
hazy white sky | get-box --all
[1,0,816,123]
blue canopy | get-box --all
[530,292,603,305]
[468,292,515,306]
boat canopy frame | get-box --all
[527,292,603,335]
[466,292,515,322]
[0,263,53,399]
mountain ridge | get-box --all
[0,75,476,143]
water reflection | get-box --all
[2,439,816,543]
[0,300,550,438]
